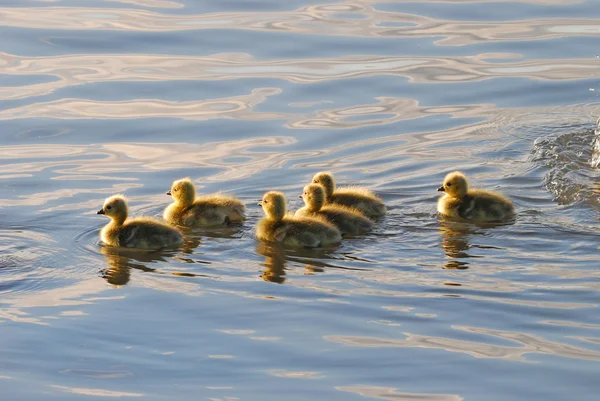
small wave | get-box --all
[0,227,61,297]
[589,117,600,168]
[531,124,600,206]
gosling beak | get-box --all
[298,195,303,199]
[97,209,105,215]
[166,190,172,196]
[257,201,263,206]
[437,185,445,192]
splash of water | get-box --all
[590,117,600,168]
[531,122,600,206]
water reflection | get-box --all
[99,235,201,286]
[439,217,516,269]
[326,324,600,362]
[1,3,598,46]
[0,88,285,121]
[289,98,493,130]
[439,220,475,270]
[3,52,600,100]
[1,136,299,196]
[51,385,143,397]
[108,0,184,8]
[181,225,244,240]
[337,385,463,401]
[386,0,576,3]
[256,241,348,283]
[256,242,286,284]
[100,246,162,286]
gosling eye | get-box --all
[447,183,452,187]
[263,200,268,204]
[173,188,178,192]
[106,205,112,210]
[313,180,317,183]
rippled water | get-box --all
[2,0,600,399]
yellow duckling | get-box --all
[256,191,341,248]
[311,171,386,218]
[296,184,373,236]
[164,178,245,227]
[437,171,515,222]
[97,195,184,249]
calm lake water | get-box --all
[2,0,600,399]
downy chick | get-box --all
[98,195,183,249]
[256,191,341,248]
[296,184,373,236]
[437,171,514,222]
[311,171,386,218]
[164,178,245,227]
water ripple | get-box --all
[1,136,300,192]
[2,52,600,100]
[1,4,599,47]
[108,0,184,8]
[337,386,463,401]
[0,88,285,120]
[326,324,600,362]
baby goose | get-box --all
[311,171,386,218]
[164,178,245,227]
[98,195,184,249]
[437,171,515,222]
[296,184,373,236]
[256,191,341,248]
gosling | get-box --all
[296,184,373,236]
[164,178,245,227]
[98,195,184,249]
[256,191,341,248]
[437,171,515,222]
[311,172,386,218]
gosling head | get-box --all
[167,178,196,206]
[258,191,286,221]
[312,171,335,199]
[438,171,469,198]
[97,195,128,224]
[300,184,325,212]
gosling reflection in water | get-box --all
[100,236,201,285]
[100,246,163,286]
[256,242,286,284]
[256,242,338,284]
[443,260,470,270]
[439,217,512,270]
[440,221,472,255]
[438,219,481,270]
